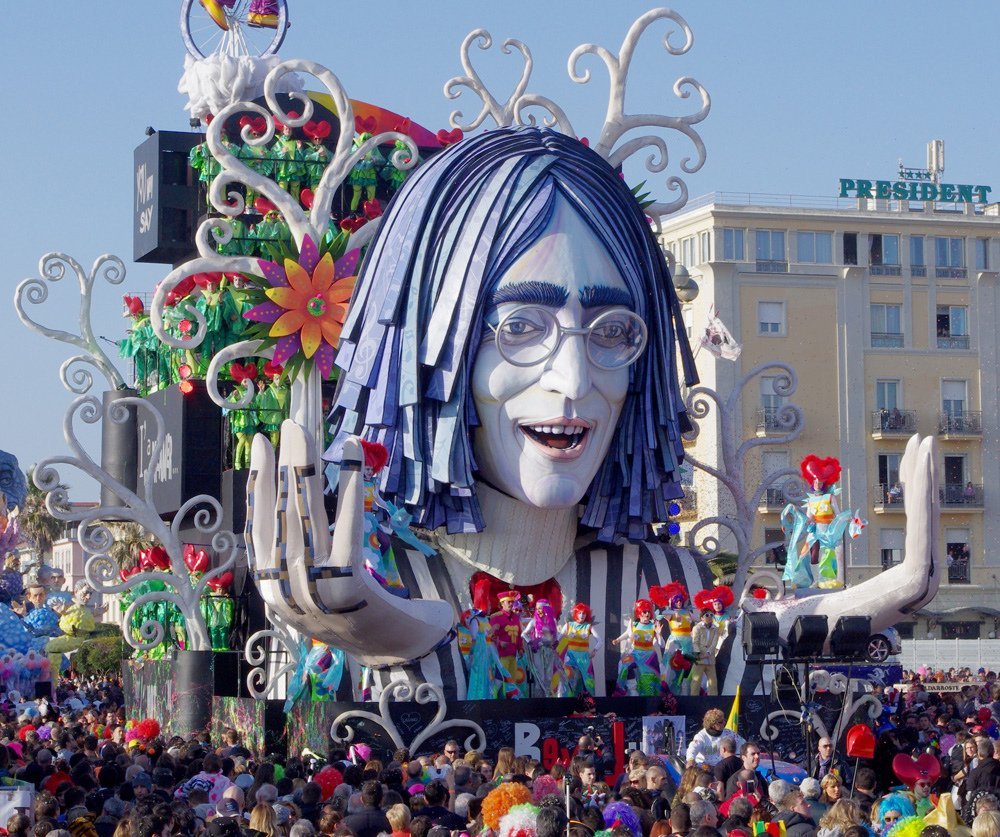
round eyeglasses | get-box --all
[487,305,647,370]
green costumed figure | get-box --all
[251,209,291,255]
[238,117,274,211]
[380,140,418,192]
[272,124,306,201]
[254,364,289,446]
[219,216,254,257]
[303,136,331,190]
[348,132,384,210]
[199,590,235,651]
[45,582,98,674]
[226,362,260,470]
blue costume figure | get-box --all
[556,603,601,697]
[457,608,513,699]
[781,455,866,589]
[611,598,662,696]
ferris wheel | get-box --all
[180,0,289,60]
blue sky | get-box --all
[3,2,999,496]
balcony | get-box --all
[872,483,904,513]
[870,264,902,276]
[940,483,983,510]
[871,409,916,438]
[755,407,788,436]
[911,266,927,277]
[758,487,788,512]
[755,260,788,273]
[947,560,971,584]
[938,411,982,437]
[871,331,904,349]
[937,334,970,350]
[936,267,967,279]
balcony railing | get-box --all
[755,407,786,434]
[760,487,787,511]
[940,483,983,508]
[755,260,788,273]
[911,266,927,277]
[947,561,971,584]
[938,411,982,435]
[936,267,967,279]
[871,331,904,348]
[870,264,902,276]
[871,409,916,435]
[873,483,904,508]
[937,334,970,350]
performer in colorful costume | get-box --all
[611,598,662,696]
[652,582,693,691]
[693,585,735,649]
[360,441,409,597]
[272,123,305,202]
[347,132,383,211]
[490,591,526,697]
[45,582,97,675]
[781,455,866,589]
[303,121,332,191]
[457,608,513,699]
[521,597,561,697]
[557,603,601,697]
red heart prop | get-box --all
[300,188,314,209]
[845,724,876,759]
[800,454,841,488]
[354,115,377,135]
[123,295,144,317]
[263,360,283,379]
[230,362,258,384]
[394,118,412,135]
[208,571,234,592]
[119,565,139,583]
[253,196,275,214]
[362,199,382,220]
[183,545,210,574]
[339,216,366,233]
[469,571,562,619]
[436,128,464,146]
[146,546,170,572]
[892,752,942,788]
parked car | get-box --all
[866,625,902,663]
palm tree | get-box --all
[17,466,68,565]
[106,522,154,572]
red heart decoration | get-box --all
[253,196,275,214]
[800,454,841,488]
[362,199,382,220]
[892,752,942,788]
[845,724,876,759]
[314,120,331,139]
[339,216,366,233]
[354,115,377,135]
[579,137,590,147]
[394,118,412,135]
[119,565,139,583]
[183,544,210,574]
[436,128,464,146]
[469,571,562,619]
[230,362,258,384]
[208,571,234,592]
[300,188,314,209]
[263,360,284,379]
[123,295,144,317]
[146,546,170,572]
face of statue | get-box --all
[472,197,635,509]
[73,586,92,606]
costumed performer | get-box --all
[347,131,383,211]
[556,603,601,697]
[359,440,409,597]
[781,455,866,589]
[689,608,720,696]
[693,585,735,651]
[610,598,661,696]
[457,607,514,700]
[652,582,693,691]
[521,597,562,697]
[489,591,526,698]
[45,582,97,676]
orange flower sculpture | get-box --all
[244,234,358,380]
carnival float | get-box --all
[8,2,941,765]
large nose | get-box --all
[538,329,592,400]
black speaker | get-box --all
[771,664,800,702]
[213,651,242,698]
[786,615,828,659]
[743,612,780,659]
[830,616,872,660]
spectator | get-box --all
[712,739,741,790]
[686,710,744,767]
[965,739,1000,796]
[769,780,816,837]
[687,799,717,831]
[724,744,768,798]
[341,781,390,837]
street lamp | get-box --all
[672,263,700,303]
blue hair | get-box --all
[326,127,696,541]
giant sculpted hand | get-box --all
[247,420,455,666]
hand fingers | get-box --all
[247,433,276,576]
[329,436,366,575]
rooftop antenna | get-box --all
[927,139,945,185]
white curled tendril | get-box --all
[15,253,127,393]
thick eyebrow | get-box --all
[579,285,633,309]
[488,280,568,308]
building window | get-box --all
[895,622,915,639]
[722,228,744,261]
[941,621,979,638]
[758,301,785,336]
[761,451,790,507]
[942,379,967,416]
[796,231,832,264]
[937,305,969,349]
[909,236,925,265]
[755,230,786,270]
[946,528,971,585]
[870,303,903,347]
[976,238,989,270]
[681,236,695,268]
[763,527,787,566]
[876,379,900,411]
[700,231,711,263]
[880,528,904,570]
[758,376,785,430]
[935,236,966,277]
[870,234,900,265]
[843,232,858,266]
[877,453,902,499]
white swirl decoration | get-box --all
[29,394,236,652]
[444,8,710,217]
[245,615,301,700]
[15,253,127,393]
[332,681,486,753]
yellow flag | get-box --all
[725,685,740,733]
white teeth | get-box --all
[524,424,587,435]
[550,426,565,435]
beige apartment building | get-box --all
[660,190,1000,640]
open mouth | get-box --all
[518,419,592,458]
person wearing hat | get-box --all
[489,592,526,698]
